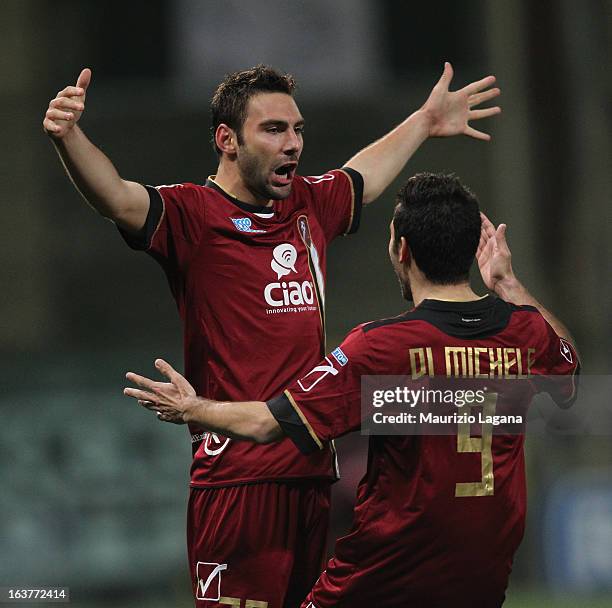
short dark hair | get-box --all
[392,172,481,284]
[210,65,297,155]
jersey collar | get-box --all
[417,294,493,312]
[205,176,275,216]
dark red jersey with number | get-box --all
[268,296,579,607]
[120,169,362,487]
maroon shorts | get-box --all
[300,531,508,608]
[301,563,506,608]
[187,481,331,608]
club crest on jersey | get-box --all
[195,562,227,601]
[298,215,312,248]
[560,339,573,364]
[230,217,266,233]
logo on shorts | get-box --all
[560,339,573,364]
[195,562,228,601]
[297,357,340,392]
[231,217,266,233]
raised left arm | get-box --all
[124,359,283,443]
[345,62,501,205]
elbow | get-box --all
[360,183,379,206]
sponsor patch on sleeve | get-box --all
[331,347,348,367]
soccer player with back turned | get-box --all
[126,173,579,607]
[44,65,500,606]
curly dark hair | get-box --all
[392,173,481,284]
[210,65,297,155]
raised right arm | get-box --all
[476,213,579,353]
[43,68,149,234]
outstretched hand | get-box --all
[422,62,501,141]
[124,359,197,424]
[43,68,92,138]
[476,213,515,292]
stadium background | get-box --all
[2,0,611,606]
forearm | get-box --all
[51,126,148,230]
[345,110,431,204]
[496,278,578,349]
[185,398,283,444]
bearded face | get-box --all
[235,92,303,202]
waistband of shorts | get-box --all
[189,475,336,490]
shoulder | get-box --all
[154,182,210,196]
[151,182,216,212]
[507,302,539,314]
[297,171,344,186]
[293,169,358,194]
[505,302,550,331]
[362,310,424,334]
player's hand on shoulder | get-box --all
[43,68,91,139]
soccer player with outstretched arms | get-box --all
[126,174,579,607]
[45,65,500,607]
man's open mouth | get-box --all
[272,162,297,186]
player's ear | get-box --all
[398,237,411,264]
[215,124,237,156]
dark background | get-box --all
[2,1,611,606]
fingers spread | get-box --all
[469,107,501,121]
[124,387,158,404]
[468,88,501,107]
[154,358,176,379]
[464,126,491,141]
[154,358,194,393]
[125,371,159,391]
[464,75,496,96]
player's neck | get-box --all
[411,281,483,308]
[214,163,272,208]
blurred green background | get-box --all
[2,0,611,606]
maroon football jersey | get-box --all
[268,296,579,607]
[121,169,362,486]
